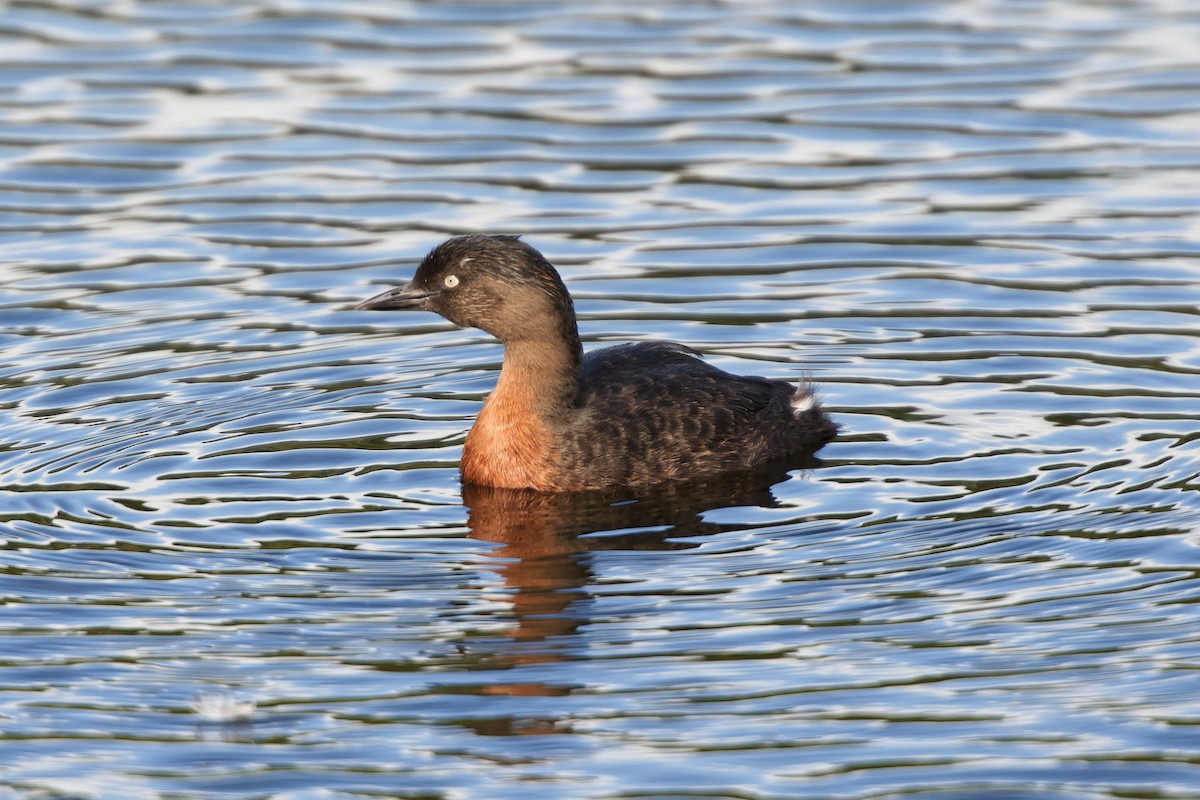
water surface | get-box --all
[3,1,1200,798]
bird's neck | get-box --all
[494,325,582,415]
[460,319,582,491]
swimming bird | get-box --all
[356,235,837,491]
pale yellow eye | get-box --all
[444,274,459,288]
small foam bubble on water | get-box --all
[189,692,256,722]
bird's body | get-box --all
[357,235,837,492]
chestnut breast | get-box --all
[460,372,562,491]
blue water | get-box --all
[3,1,1200,798]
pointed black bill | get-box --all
[355,283,436,311]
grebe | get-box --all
[357,235,837,491]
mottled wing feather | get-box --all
[577,341,705,383]
[566,342,807,486]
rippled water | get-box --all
[3,1,1200,797]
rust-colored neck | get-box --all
[460,322,583,490]
[498,331,582,413]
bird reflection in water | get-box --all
[454,461,813,736]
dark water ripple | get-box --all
[2,1,1200,798]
